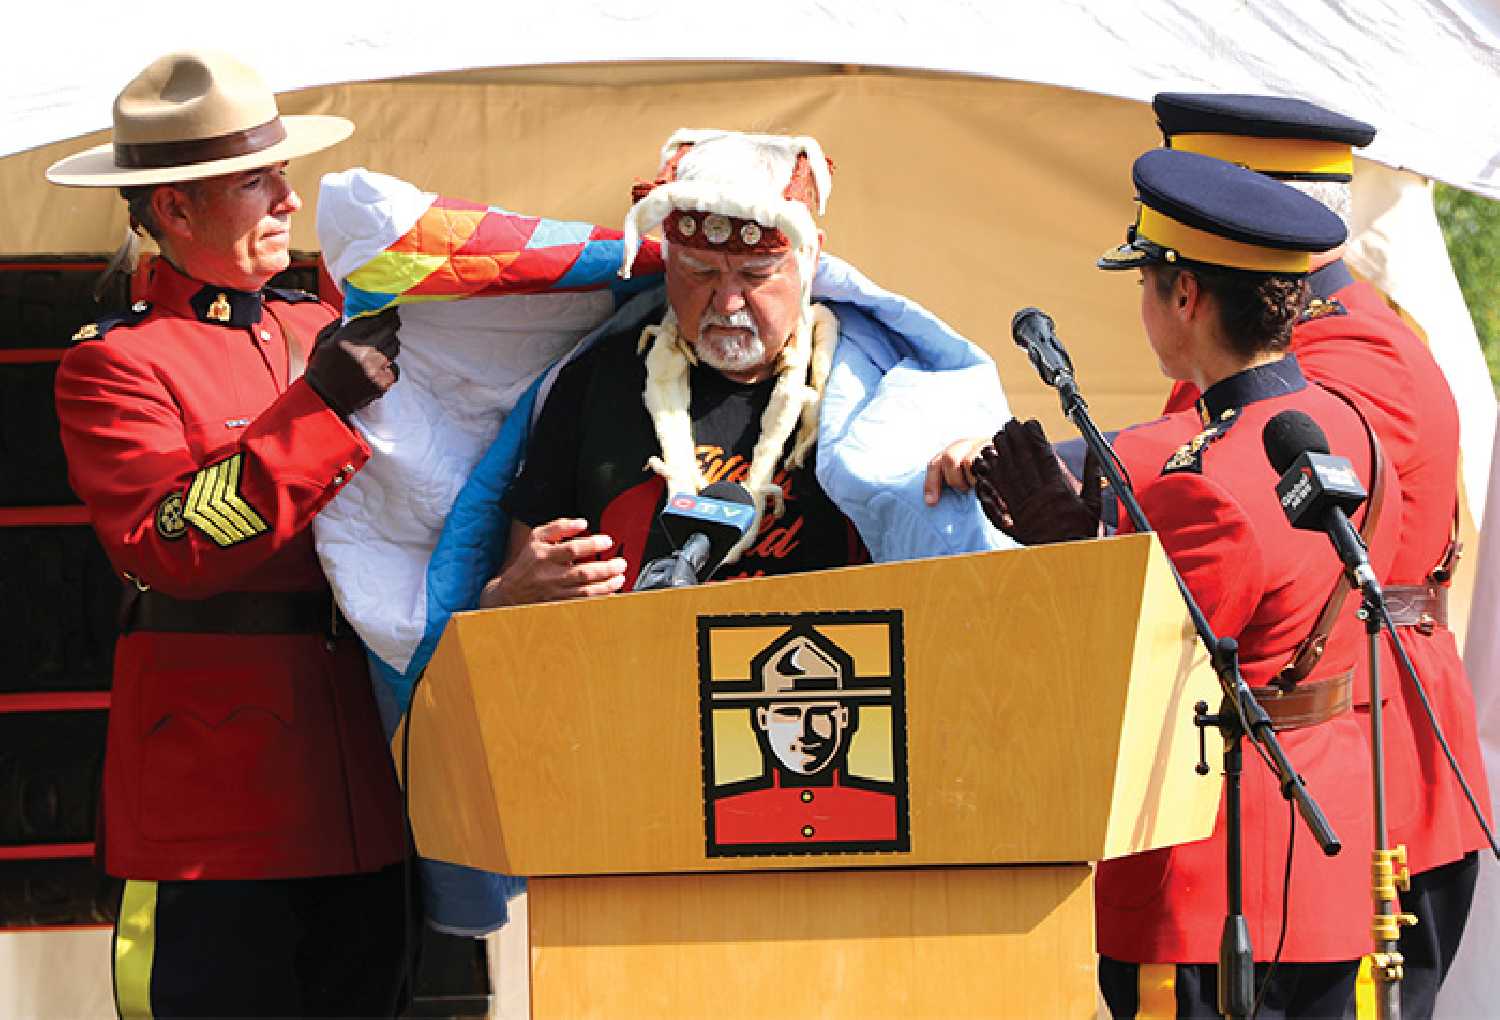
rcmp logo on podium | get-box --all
[697,611,910,857]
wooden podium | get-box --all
[404,534,1222,1018]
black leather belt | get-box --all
[1384,583,1448,634]
[122,587,348,637]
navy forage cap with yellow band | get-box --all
[1098,148,1348,275]
[1152,93,1376,183]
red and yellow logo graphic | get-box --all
[697,611,910,857]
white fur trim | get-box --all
[637,303,834,568]
[660,129,831,215]
[620,182,818,279]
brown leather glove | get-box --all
[972,418,1103,544]
[304,306,401,416]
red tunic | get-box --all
[53,259,406,881]
[1096,355,1401,964]
[713,771,898,845]
[1163,261,1492,874]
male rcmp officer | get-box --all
[47,52,409,1017]
[712,628,899,847]
[1150,93,1494,1018]
[975,149,1401,1018]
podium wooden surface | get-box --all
[403,534,1222,1018]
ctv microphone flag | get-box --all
[635,482,757,591]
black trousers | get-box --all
[1394,850,1480,1020]
[1099,956,1359,1019]
[113,862,412,1019]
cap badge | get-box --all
[207,293,232,323]
[703,214,733,245]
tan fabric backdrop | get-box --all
[3,66,1164,435]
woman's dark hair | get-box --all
[1151,264,1309,357]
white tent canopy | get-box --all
[9,0,1500,198]
[6,4,1500,1018]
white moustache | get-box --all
[700,308,758,334]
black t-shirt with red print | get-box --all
[503,316,869,586]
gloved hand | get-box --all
[972,418,1103,544]
[304,306,401,416]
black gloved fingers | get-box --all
[1018,419,1067,489]
[974,475,1015,534]
[992,419,1044,498]
[334,306,402,348]
[311,316,342,352]
[971,444,999,480]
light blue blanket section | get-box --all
[810,254,1015,559]
[381,255,1012,935]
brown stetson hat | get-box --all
[45,50,352,187]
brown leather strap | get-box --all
[1276,386,1386,689]
[1253,670,1354,731]
[114,118,287,169]
[121,588,347,636]
[262,303,309,384]
[1432,503,1462,584]
[1384,583,1448,634]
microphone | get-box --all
[1262,409,1378,594]
[1011,307,1076,389]
[633,481,757,591]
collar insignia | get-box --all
[1300,296,1348,322]
[1163,410,1243,476]
[206,293,233,323]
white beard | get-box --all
[694,309,767,375]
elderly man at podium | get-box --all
[974,149,1400,1018]
[479,128,1009,609]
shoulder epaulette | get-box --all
[1300,296,1348,323]
[70,300,151,344]
[1162,407,1241,475]
[264,286,321,305]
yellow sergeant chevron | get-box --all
[181,454,269,546]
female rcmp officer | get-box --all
[974,148,1402,1019]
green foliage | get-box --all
[1434,182,1500,387]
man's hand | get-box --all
[477,518,628,608]
[304,306,401,416]
[971,418,1103,544]
[923,436,992,506]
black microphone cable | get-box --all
[1265,409,1499,859]
[1374,601,1500,860]
[1251,799,1296,1020]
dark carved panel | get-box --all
[0,362,75,507]
[0,858,118,929]
[0,528,118,692]
[0,710,107,846]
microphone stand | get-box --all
[1355,583,1409,1020]
[1043,370,1341,1020]
[1353,584,1500,1018]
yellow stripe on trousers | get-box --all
[114,879,158,1020]
[1355,955,1375,1020]
[1137,962,1177,1019]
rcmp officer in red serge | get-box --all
[975,149,1401,1018]
[46,51,408,1018]
[1148,93,1494,1018]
